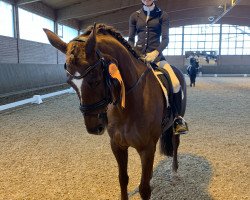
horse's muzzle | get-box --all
[87,125,105,135]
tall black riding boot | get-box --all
[172,90,189,135]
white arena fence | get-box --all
[184,73,249,77]
[0,87,75,112]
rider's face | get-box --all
[141,0,154,7]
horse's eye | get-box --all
[87,79,101,88]
[95,81,101,86]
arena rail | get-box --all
[0,88,75,112]
[197,73,248,77]
[184,73,249,77]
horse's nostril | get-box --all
[98,126,104,133]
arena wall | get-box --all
[0,35,66,97]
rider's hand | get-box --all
[145,50,159,62]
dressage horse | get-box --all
[44,24,187,200]
[187,59,199,87]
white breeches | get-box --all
[157,61,181,93]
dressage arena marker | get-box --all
[0,87,75,112]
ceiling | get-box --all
[14,0,250,36]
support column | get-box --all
[218,23,222,67]
[182,26,185,67]
[55,21,59,64]
[13,3,20,63]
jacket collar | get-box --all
[143,3,155,12]
[137,6,161,21]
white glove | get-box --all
[145,50,159,62]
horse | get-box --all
[43,23,187,200]
[187,58,199,87]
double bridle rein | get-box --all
[64,37,151,118]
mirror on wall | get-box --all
[185,51,218,67]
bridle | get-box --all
[64,38,112,118]
[64,58,103,80]
[65,37,151,118]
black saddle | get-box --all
[150,63,175,132]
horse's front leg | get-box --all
[110,140,129,200]
[138,143,156,200]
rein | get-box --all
[126,67,151,95]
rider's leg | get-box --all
[172,89,189,135]
[157,61,188,135]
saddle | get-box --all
[150,62,175,132]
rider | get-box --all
[128,0,188,134]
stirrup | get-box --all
[173,116,189,135]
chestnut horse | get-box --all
[44,24,186,200]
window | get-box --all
[57,24,63,37]
[243,34,250,55]
[0,1,14,37]
[164,26,183,56]
[221,25,250,55]
[18,8,54,43]
[183,24,220,54]
[59,24,78,43]
[132,24,250,56]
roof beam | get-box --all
[16,0,41,5]
[80,5,140,29]
[56,0,140,22]
[80,5,223,30]
[210,0,241,25]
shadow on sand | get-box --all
[129,154,213,200]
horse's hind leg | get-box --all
[111,140,129,200]
[172,134,180,172]
[138,143,156,200]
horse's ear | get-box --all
[85,23,97,57]
[43,28,67,54]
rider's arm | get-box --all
[156,12,170,53]
[128,13,137,47]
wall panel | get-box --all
[0,36,18,63]
[19,40,57,64]
[0,63,66,95]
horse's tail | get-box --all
[160,126,173,157]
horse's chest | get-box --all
[107,123,129,147]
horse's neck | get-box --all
[98,38,143,89]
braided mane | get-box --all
[81,24,141,59]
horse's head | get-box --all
[44,24,111,135]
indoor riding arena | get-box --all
[0,0,249,200]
